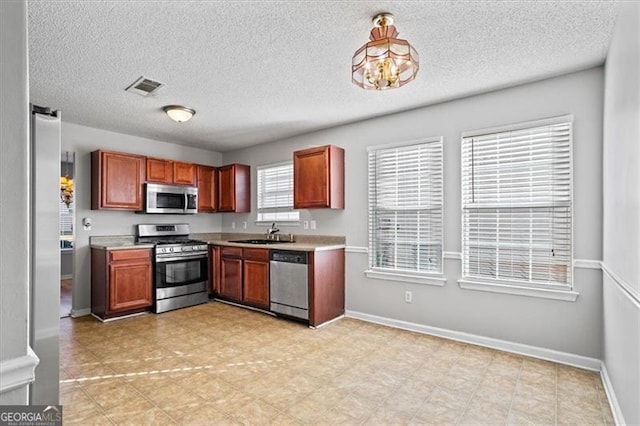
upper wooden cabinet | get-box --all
[218,164,250,212]
[174,161,196,185]
[293,145,344,209]
[91,150,145,211]
[197,165,217,212]
[146,157,174,184]
[146,158,196,186]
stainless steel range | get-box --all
[137,224,209,313]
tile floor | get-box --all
[60,302,614,425]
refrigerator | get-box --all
[29,105,60,404]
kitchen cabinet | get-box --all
[308,248,345,327]
[91,247,153,320]
[146,157,196,186]
[217,164,250,212]
[209,245,221,294]
[293,145,344,209]
[91,150,146,211]
[146,157,174,184]
[242,248,270,309]
[216,246,269,309]
[174,161,197,185]
[197,165,217,212]
[219,247,243,302]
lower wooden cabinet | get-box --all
[242,248,270,309]
[212,245,346,327]
[216,246,269,309]
[91,247,153,320]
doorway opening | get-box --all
[60,151,74,318]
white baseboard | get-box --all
[600,362,626,426]
[0,347,40,393]
[70,308,91,318]
[345,310,602,371]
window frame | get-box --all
[365,137,446,286]
[255,161,300,224]
[459,115,575,297]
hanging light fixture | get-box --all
[60,152,74,207]
[163,105,196,122]
[352,13,419,90]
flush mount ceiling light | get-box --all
[163,105,196,122]
[352,13,419,90]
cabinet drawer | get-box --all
[243,248,269,262]
[221,246,243,258]
[109,249,151,262]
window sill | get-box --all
[457,279,579,302]
[365,270,446,287]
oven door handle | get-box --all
[156,253,208,263]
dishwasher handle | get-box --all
[270,250,308,264]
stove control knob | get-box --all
[183,246,192,252]
[168,247,174,252]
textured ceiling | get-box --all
[28,1,617,152]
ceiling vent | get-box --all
[125,76,165,96]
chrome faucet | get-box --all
[267,222,280,239]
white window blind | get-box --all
[368,138,443,274]
[257,162,299,222]
[461,119,572,288]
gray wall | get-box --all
[0,0,30,404]
[61,122,224,314]
[222,68,604,359]
[602,2,640,424]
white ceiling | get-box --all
[28,1,617,152]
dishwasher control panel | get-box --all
[270,250,308,264]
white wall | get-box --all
[222,68,604,359]
[61,122,224,314]
[0,0,31,404]
[602,2,640,424]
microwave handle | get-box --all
[184,192,188,212]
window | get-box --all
[461,117,572,288]
[367,138,444,276]
[256,162,299,223]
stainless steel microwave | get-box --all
[145,183,198,214]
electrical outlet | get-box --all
[303,220,309,229]
[243,221,247,229]
[310,220,316,230]
[231,221,236,229]
[405,291,412,303]
[82,217,92,231]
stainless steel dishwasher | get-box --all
[269,250,309,320]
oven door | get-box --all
[155,253,208,299]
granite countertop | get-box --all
[90,233,345,252]
[90,236,154,250]
[194,232,345,252]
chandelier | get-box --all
[352,13,419,90]
[60,152,74,207]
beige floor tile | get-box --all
[459,397,510,425]
[59,303,614,426]
[107,407,177,425]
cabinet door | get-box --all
[146,157,173,184]
[243,259,270,309]
[108,260,152,313]
[220,257,243,302]
[174,162,196,185]
[293,145,344,209]
[294,146,330,208]
[217,165,236,212]
[92,150,145,210]
[197,165,217,212]
[209,246,221,294]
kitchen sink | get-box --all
[228,239,291,245]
